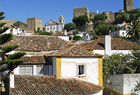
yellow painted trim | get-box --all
[104,87,131,95]
[56,57,61,78]
[88,49,94,53]
[98,58,103,87]
[119,30,121,36]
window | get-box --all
[122,32,124,35]
[36,65,49,75]
[19,66,33,75]
[78,65,85,76]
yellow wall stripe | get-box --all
[98,58,103,86]
[56,57,61,78]
[104,87,131,95]
[88,49,94,53]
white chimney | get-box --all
[97,10,99,13]
[104,35,111,55]
[10,72,14,88]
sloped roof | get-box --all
[10,75,103,95]
[80,38,140,50]
[45,44,103,57]
[21,56,46,65]
[45,20,58,26]
[52,31,67,36]
[1,35,71,52]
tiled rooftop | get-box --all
[45,44,103,57]
[21,56,46,65]
[80,38,140,50]
[1,35,71,51]
[52,31,67,36]
[10,75,103,95]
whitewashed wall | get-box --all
[58,36,69,41]
[94,49,131,56]
[45,25,58,32]
[61,57,99,85]
[104,74,140,94]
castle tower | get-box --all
[27,17,43,31]
[73,6,89,18]
[124,0,134,11]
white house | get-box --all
[1,35,104,95]
[80,35,140,56]
[3,28,22,35]
[45,15,65,32]
[109,29,130,37]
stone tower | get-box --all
[73,6,89,18]
[124,0,134,11]
[27,17,43,31]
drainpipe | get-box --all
[104,35,111,55]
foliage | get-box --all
[131,48,140,73]
[115,12,130,23]
[127,20,140,41]
[72,15,89,26]
[93,14,108,22]
[64,23,76,31]
[93,20,106,28]
[13,21,20,27]
[112,36,128,41]
[103,53,136,76]
[73,36,82,40]
[73,29,79,35]
[0,12,25,74]
[91,34,99,40]
[34,27,42,33]
[39,32,52,35]
[95,25,110,36]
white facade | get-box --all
[52,57,100,85]
[14,65,52,75]
[3,28,22,35]
[109,29,130,37]
[94,49,131,56]
[45,15,65,32]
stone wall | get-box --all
[73,7,89,18]
[104,74,140,94]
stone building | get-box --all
[124,0,134,11]
[27,17,43,31]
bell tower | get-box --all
[124,0,134,11]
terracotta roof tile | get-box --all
[80,38,140,50]
[52,31,67,36]
[1,35,71,51]
[45,44,103,57]
[10,75,103,95]
[21,56,46,65]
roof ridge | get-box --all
[58,44,75,55]
[93,38,101,48]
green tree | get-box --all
[0,12,26,79]
[127,20,140,41]
[93,14,107,22]
[103,53,136,76]
[115,12,130,23]
[95,25,110,36]
[93,20,106,28]
[39,32,52,35]
[13,21,20,28]
[34,27,42,33]
[73,29,79,35]
[72,15,89,26]
[131,48,140,73]
[64,23,76,31]
[73,36,82,40]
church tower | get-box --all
[58,15,65,31]
[58,15,65,24]
[124,0,134,11]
